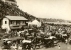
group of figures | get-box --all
[1,25,71,50]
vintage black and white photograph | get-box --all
[0,0,71,50]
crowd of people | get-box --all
[1,24,71,50]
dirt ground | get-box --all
[37,42,71,50]
[0,40,71,50]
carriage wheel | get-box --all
[31,45,36,50]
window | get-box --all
[16,21,20,25]
[5,21,7,24]
[20,21,23,24]
[10,21,12,24]
[13,21,16,25]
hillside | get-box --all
[0,0,37,21]
[0,0,70,23]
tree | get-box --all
[7,0,16,2]
[0,0,37,21]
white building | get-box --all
[1,16,28,33]
[28,19,41,27]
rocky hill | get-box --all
[0,0,37,21]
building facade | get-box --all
[1,16,28,32]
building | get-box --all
[1,16,28,32]
[28,19,41,27]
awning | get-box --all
[10,26,22,29]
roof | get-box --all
[5,16,28,20]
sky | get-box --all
[16,0,71,20]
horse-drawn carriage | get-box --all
[43,36,57,47]
[1,37,36,50]
[2,38,12,50]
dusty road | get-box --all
[37,43,71,50]
[0,42,71,50]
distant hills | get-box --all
[38,18,71,23]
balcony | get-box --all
[10,23,26,27]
